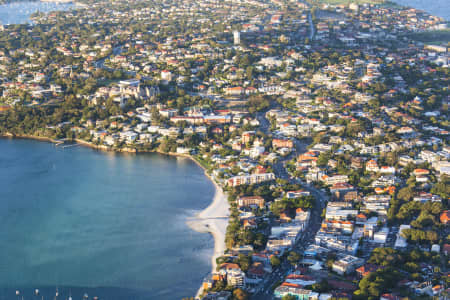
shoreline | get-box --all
[0,133,229,298]
[186,177,229,299]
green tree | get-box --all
[287,251,301,266]
[232,288,249,300]
[270,256,281,267]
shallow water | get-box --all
[0,138,214,300]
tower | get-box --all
[233,31,240,45]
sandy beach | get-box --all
[187,178,229,299]
[187,179,229,271]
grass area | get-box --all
[97,78,117,86]
[408,29,450,43]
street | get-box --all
[250,111,328,299]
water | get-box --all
[0,0,448,25]
[0,1,75,24]
[0,138,215,300]
[392,0,450,21]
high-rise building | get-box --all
[233,31,240,45]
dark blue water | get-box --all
[0,138,214,300]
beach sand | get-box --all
[186,178,229,298]
[187,179,229,271]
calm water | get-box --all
[0,1,75,24]
[0,138,214,300]
[0,0,448,25]
[392,0,449,21]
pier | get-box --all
[54,139,79,148]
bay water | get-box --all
[0,138,214,300]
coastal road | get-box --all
[250,183,327,300]
[308,10,315,40]
[251,111,328,299]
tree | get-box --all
[247,95,270,114]
[287,251,301,266]
[368,248,402,267]
[397,187,413,202]
[354,267,401,300]
[431,175,450,198]
[237,254,251,272]
[270,256,281,267]
[312,279,330,293]
[232,288,248,300]
[317,151,331,166]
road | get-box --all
[308,10,315,40]
[250,111,328,299]
[94,45,123,69]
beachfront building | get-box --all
[237,196,265,209]
[227,269,245,287]
[227,173,275,187]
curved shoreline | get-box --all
[0,133,229,298]
[186,179,229,271]
[186,179,229,299]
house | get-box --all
[356,213,367,224]
[203,291,231,300]
[225,86,245,96]
[284,274,316,286]
[204,115,231,124]
[246,262,266,284]
[272,138,294,149]
[330,183,355,201]
[274,283,311,299]
[414,281,433,296]
[356,264,382,278]
[286,190,310,198]
[366,159,379,172]
[242,131,255,143]
[303,244,330,258]
[243,218,257,229]
[380,294,401,300]
[432,285,444,296]
[413,168,430,176]
[379,166,396,174]
[295,208,310,225]
[440,210,450,224]
[237,196,265,209]
[161,70,172,81]
[413,192,441,203]
[395,225,411,248]
[332,255,364,275]
[419,150,439,163]
[159,108,178,118]
[443,244,450,255]
[266,238,293,252]
[322,220,354,234]
[373,228,389,244]
[323,175,349,185]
